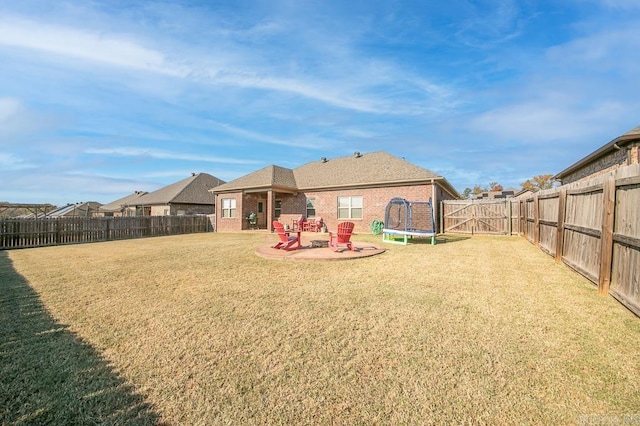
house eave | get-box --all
[553,133,640,181]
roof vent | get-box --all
[191,172,196,176]
[354,151,362,158]
[321,157,327,163]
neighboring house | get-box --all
[135,173,225,216]
[211,151,459,233]
[514,188,534,199]
[98,191,148,217]
[40,201,102,218]
[474,188,518,199]
[554,125,640,185]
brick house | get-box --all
[211,151,459,233]
[554,125,640,185]
[134,172,225,216]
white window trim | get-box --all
[221,198,236,218]
[337,196,363,220]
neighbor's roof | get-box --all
[100,191,148,212]
[136,173,225,205]
[554,125,640,180]
[44,201,102,217]
[212,151,459,197]
[210,165,297,192]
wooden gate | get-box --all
[441,199,513,235]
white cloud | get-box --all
[0,14,453,116]
[85,147,261,165]
[207,120,330,149]
[0,152,32,170]
[0,16,188,76]
[469,100,625,142]
[0,97,23,121]
[546,26,640,72]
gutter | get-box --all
[553,130,640,182]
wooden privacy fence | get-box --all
[0,215,214,250]
[518,164,640,317]
[441,199,520,235]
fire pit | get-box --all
[311,240,329,248]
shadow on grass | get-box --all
[0,252,163,425]
[435,234,471,244]
[383,233,471,245]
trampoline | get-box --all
[382,197,436,245]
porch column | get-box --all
[267,190,274,232]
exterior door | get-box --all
[256,199,266,229]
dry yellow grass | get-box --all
[2,232,640,424]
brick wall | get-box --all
[215,192,243,232]
[215,183,457,233]
[562,146,630,185]
[630,142,640,165]
[171,203,214,216]
[302,184,439,234]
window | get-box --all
[306,198,316,218]
[337,196,362,219]
[221,198,236,218]
[274,200,282,218]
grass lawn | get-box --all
[2,232,640,425]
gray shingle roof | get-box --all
[212,151,456,195]
[294,151,440,189]
[136,173,225,205]
[211,165,297,192]
[100,191,148,212]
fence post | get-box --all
[533,194,540,246]
[555,188,566,263]
[506,199,512,235]
[55,219,61,245]
[598,175,616,295]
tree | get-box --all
[489,182,503,192]
[521,174,554,192]
[472,184,486,196]
[460,182,505,199]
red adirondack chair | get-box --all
[329,222,355,251]
[272,221,301,250]
[308,216,323,232]
[292,215,305,231]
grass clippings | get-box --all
[2,232,640,424]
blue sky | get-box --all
[1,0,639,205]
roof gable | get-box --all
[137,173,225,205]
[211,165,297,192]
